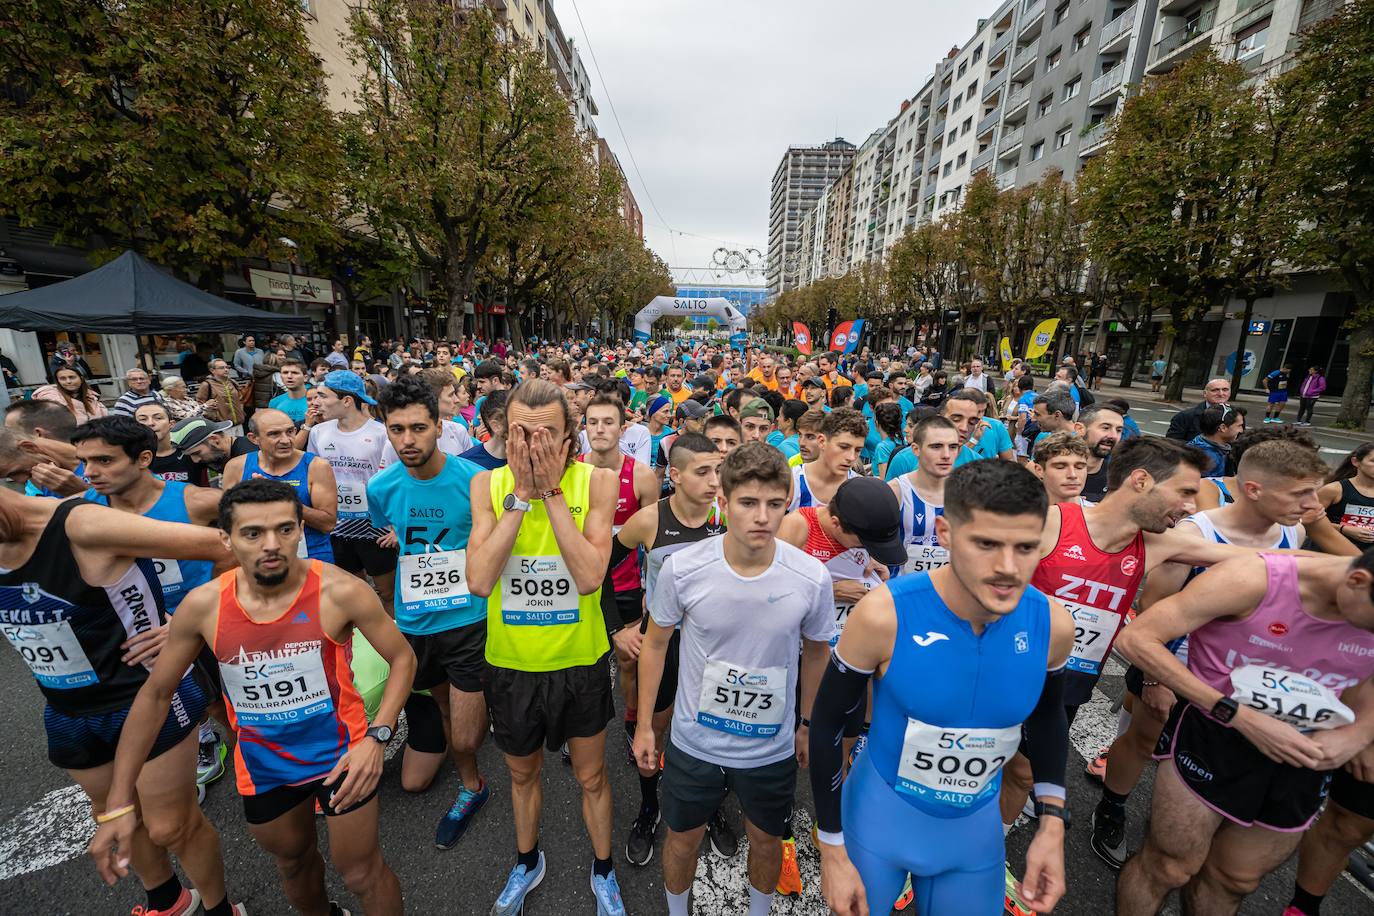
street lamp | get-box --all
[278,237,299,316]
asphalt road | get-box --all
[2,648,1372,916]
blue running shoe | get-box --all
[435,779,489,849]
[591,869,627,916]
[491,852,545,916]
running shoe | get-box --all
[491,852,546,916]
[590,869,628,916]
[196,783,206,806]
[560,742,572,766]
[776,837,802,898]
[1004,866,1036,916]
[1090,802,1128,870]
[1083,747,1108,783]
[1282,908,1307,916]
[329,905,351,916]
[435,779,490,849]
[893,874,914,910]
[707,808,739,858]
[131,888,200,916]
[196,738,227,786]
[625,806,660,866]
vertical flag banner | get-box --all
[999,337,1014,372]
[841,319,866,354]
[1024,318,1061,360]
[793,322,813,355]
[829,320,854,352]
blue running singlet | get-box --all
[242,451,334,562]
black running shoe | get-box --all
[1090,802,1128,870]
[707,808,739,858]
[624,806,659,867]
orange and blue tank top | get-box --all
[213,561,367,795]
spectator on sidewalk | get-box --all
[33,366,107,424]
[1150,355,1167,392]
[1165,377,1231,441]
[195,358,246,428]
[46,342,93,384]
[159,376,205,422]
[231,335,263,377]
[1296,365,1327,427]
[1093,352,1109,390]
[111,368,163,417]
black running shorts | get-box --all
[242,775,378,825]
[660,743,797,837]
[484,654,615,757]
[330,535,398,578]
[1329,768,1374,821]
[1154,701,1330,831]
[407,621,486,694]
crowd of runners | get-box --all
[2,333,1374,916]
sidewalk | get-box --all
[1081,377,1374,441]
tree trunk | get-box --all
[1229,294,1258,398]
[1336,313,1374,428]
[1163,318,1200,402]
[1119,321,1141,389]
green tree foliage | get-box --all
[0,0,341,288]
[1279,0,1374,426]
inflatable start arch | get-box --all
[632,296,748,348]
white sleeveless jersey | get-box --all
[895,475,948,576]
[307,418,388,539]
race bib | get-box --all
[696,658,788,738]
[1341,505,1374,529]
[151,558,183,590]
[895,719,1021,809]
[337,481,368,518]
[500,555,578,626]
[220,650,334,726]
[902,545,949,575]
[831,604,853,648]
[1062,601,1121,675]
[3,620,98,689]
[1228,664,1356,732]
[399,549,470,607]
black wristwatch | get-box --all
[1034,801,1071,828]
[366,724,394,744]
[1210,696,1240,724]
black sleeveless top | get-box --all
[0,500,165,714]
[1326,478,1374,544]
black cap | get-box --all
[691,373,716,391]
[831,478,907,566]
[802,377,826,390]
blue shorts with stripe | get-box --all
[44,670,210,771]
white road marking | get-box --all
[0,785,94,881]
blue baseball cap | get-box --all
[321,369,377,406]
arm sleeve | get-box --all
[1021,665,1069,801]
[808,649,874,837]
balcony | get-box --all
[977,109,1002,137]
[938,87,951,109]
[1150,6,1217,71]
[1080,119,1111,155]
[999,125,1024,154]
[996,170,1017,190]
[982,70,1007,102]
[1089,66,1125,103]
[1100,4,1136,52]
[1010,44,1038,80]
[991,29,1014,60]
[971,146,996,174]
[1020,0,1046,37]
[1004,86,1030,119]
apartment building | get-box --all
[766,139,858,295]
[544,1,599,136]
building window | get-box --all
[1030,140,1045,161]
[943,162,953,176]
[962,116,973,134]
[949,129,958,144]
[952,94,962,112]
[969,79,978,96]
[299,0,314,14]
[1054,126,1072,149]
[957,151,968,167]
[1073,26,1091,51]
[1235,19,1269,61]
[1037,95,1053,119]
[1062,76,1081,100]
[1053,2,1070,25]
[973,44,984,63]
[1046,47,1062,70]
[958,60,968,78]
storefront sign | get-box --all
[1248,320,1270,335]
[246,268,335,304]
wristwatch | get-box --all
[537,487,563,501]
[503,493,532,513]
[366,724,394,744]
[1034,801,1071,828]
[1210,696,1240,724]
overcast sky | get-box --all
[560,0,980,285]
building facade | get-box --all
[766,139,857,296]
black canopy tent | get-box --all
[0,249,312,335]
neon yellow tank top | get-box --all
[485,460,609,671]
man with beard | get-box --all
[367,377,493,849]
[169,418,256,485]
[1078,405,1125,504]
[89,478,414,916]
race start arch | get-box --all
[632,296,748,349]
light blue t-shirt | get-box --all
[778,434,801,460]
[883,444,979,481]
[767,430,786,450]
[367,454,486,634]
[268,391,309,425]
[873,437,899,473]
[970,419,1013,459]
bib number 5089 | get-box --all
[508,577,570,597]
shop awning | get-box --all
[0,250,312,335]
